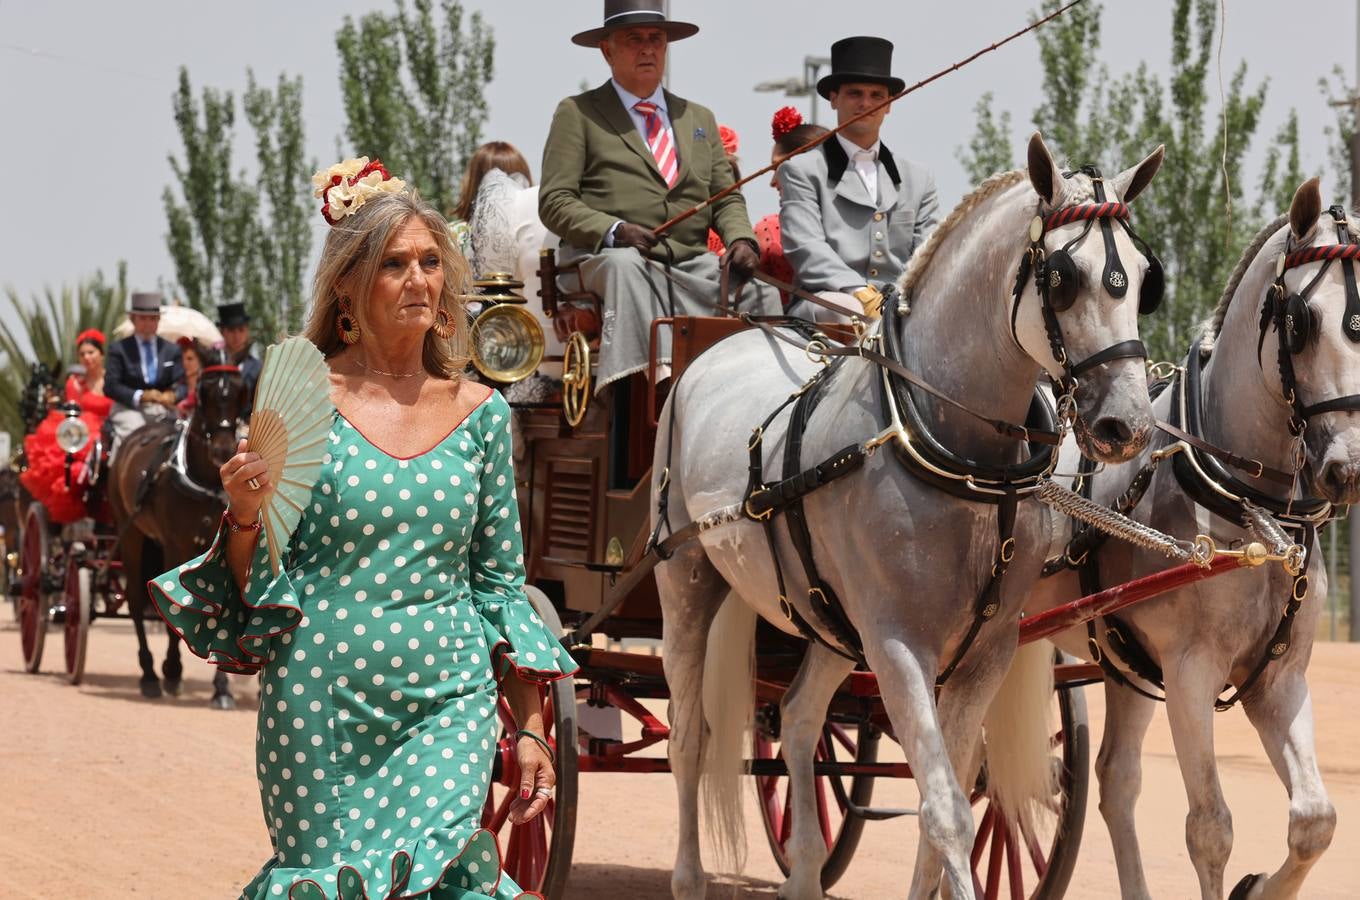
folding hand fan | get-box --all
[248,337,332,575]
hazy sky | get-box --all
[0,1,1353,341]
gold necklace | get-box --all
[355,356,422,378]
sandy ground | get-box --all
[3,611,1358,899]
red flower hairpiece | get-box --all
[771,106,803,140]
[75,328,105,349]
[718,125,739,158]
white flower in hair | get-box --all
[312,157,407,225]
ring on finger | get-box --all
[534,787,553,798]
[247,477,261,491]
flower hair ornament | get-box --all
[718,125,739,158]
[311,157,407,225]
[75,328,106,350]
[771,106,803,141]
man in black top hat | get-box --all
[106,291,184,450]
[217,302,261,416]
[778,36,939,321]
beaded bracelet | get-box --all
[515,729,555,764]
[225,509,263,534]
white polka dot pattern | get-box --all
[146,393,575,900]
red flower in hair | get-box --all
[75,328,105,350]
[771,106,803,140]
[718,125,739,158]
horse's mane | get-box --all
[1205,214,1289,344]
[898,169,1027,295]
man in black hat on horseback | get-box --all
[779,36,939,321]
[217,301,260,416]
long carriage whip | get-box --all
[651,0,1089,238]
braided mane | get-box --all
[1206,214,1289,343]
[898,169,1027,295]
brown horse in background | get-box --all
[108,351,246,707]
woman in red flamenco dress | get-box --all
[20,329,113,523]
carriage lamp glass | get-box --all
[469,304,545,384]
[55,417,90,454]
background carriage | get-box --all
[12,305,226,687]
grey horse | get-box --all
[654,133,1165,900]
[1030,178,1359,900]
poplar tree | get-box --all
[163,67,313,340]
[336,0,495,214]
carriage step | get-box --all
[846,802,918,821]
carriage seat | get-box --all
[537,247,601,346]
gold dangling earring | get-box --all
[431,306,454,340]
[336,296,361,345]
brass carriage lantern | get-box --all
[465,273,546,385]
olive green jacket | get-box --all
[539,81,756,262]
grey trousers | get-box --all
[557,245,780,393]
[109,403,174,455]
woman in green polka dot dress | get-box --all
[149,168,577,900]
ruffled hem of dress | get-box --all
[475,600,579,685]
[147,513,302,675]
[245,826,543,900]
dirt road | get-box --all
[2,613,1356,898]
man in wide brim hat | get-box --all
[570,0,698,47]
[779,36,939,322]
[540,0,779,394]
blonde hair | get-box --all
[304,191,471,379]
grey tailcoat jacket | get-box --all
[778,139,939,292]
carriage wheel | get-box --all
[480,587,577,898]
[561,332,591,428]
[753,716,881,890]
[63,556,92,684]
[18,502,52,673]
[969,667,1090,899]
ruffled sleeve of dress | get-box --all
[469,392,579,684]
[146,511,305,675]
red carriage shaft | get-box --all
[1018,554,1249,646]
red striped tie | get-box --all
[634,101,678,188]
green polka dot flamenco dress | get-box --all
[150,391,578,899]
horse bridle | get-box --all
[1012,165,1164,401]
[1260,204,1360,436]
[189,363,242,444]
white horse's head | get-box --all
[1011,133,1163,463]
[1258,178,1360,503]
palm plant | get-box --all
[0,264,128,440]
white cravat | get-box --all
[837,134,880,203]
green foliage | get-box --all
[336,0,495,213]
[0,266,128,440]
[244,71,314,335]
[957,93,1015,183]
[1320,64,1358,207]
[961,0,1312,362]
[163,67,313,341]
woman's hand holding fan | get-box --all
[244,338,332,575]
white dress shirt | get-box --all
[836,133,881,204]
[604,79,676,247]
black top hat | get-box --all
[571,0,699,47]
[816,36,905,100]
[216,302,251,328]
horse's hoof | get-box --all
[162,679,182,697]
[1228,873,1266,900]
[211,693,237,711]
[139,678,163,699]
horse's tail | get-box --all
[981,639,1057,833]
[700,592,757,875]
